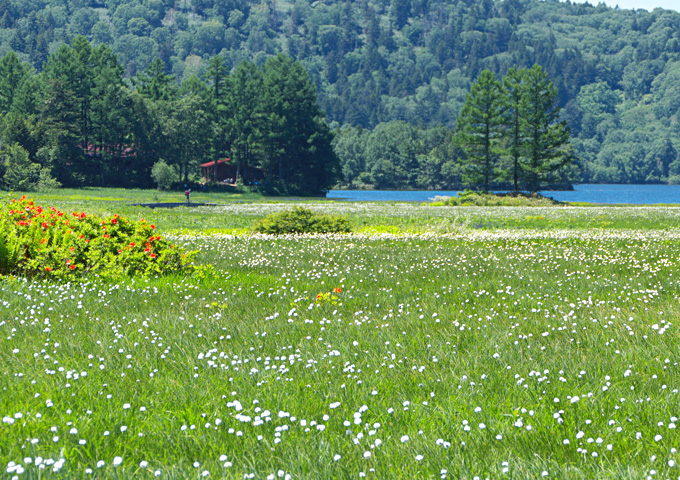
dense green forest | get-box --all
[0,0,680,189]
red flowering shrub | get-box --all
[0,196,198,280]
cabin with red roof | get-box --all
[200,158,265,185]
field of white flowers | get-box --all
[3,201,680,479]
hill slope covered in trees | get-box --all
[1,0,680,187]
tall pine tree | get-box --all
[204,55,230,179]
[227,60,263,185]
[0,51,29,116]
[260,54,340,195]
[133,58,177,102]
[456,69,504,191]
[520,64,571,192]
[502,66,527,192]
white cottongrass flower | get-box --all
[400,435,410,443]
[113,457,122,467]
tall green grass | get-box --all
[3,227,680,478]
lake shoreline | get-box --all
[327,184,680,204]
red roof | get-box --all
[200,158,231,167]
[83,143,137,158]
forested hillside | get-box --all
[1,0,680,187]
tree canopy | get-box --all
[0,42,339,195]
[2,0,680,188]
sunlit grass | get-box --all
[2,192,680,478]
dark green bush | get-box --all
[0,196,199,280]
[253,207,352,234]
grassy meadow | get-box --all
[3,189,680,479]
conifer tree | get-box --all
[204,55,230,179]
[520,64,571,192]
[226,60,263,185]
[260,53,340,195]
[0,51,29,115]
[133,58,176,102]
[456,69,504,191]
[501,66,527,192]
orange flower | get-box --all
[150,224,155,229]
[45,266,52,272]
[69,265,76,270]
[333,287,342,293]
[150,253,157,258]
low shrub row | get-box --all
[430,190,564,206]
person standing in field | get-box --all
[185,188,191,203]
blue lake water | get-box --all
[327,184,680,204]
